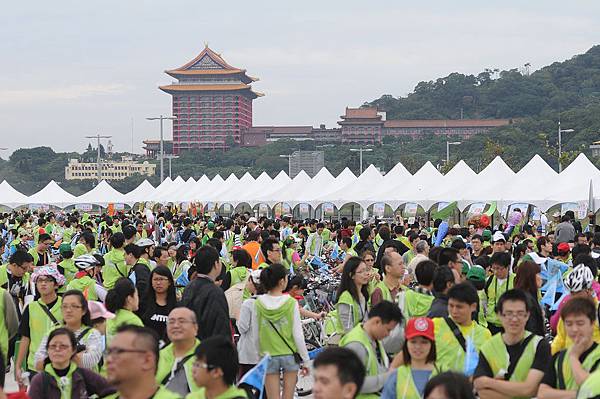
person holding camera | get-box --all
[34,290,103,372]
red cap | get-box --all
[557,242,570,253]
[405,317,435,341]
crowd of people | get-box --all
[0,208,599,399]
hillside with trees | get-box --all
[1,46,600,195]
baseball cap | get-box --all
[492,231,506,243]
[59,243,73,255]
[467,265,486,282]
[557,242,570,254]
[248,217,258,223]
[88,301,115,320]
[207,221,215,230]
[405,317,435,341]
[482,230,492,242]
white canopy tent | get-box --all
[416,160,477,211]
[247,171,292,208]
[74,180,126,207]
[122,180,155,206]
[207,172,255,204]
[256,170,312,208]
[307,167,357,209]
[456,156,516,211]
[0,180,29,208]
[27,181,77,208]
[319,164,384,209]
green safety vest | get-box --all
[229,267,249,286]
[73,243,92,259]
[434,317,490,372]
[485,274,515,327]
[255,296,297,357]
[102,248,129,290]
[63,227,74,243]
[0,264,30,289]
[403,290,434,319]
[28,297,63,370]
[185,385,248,399]
[372,281,393,302]
[28,248,49,266]
[43,361,77,399]
[340,324,388,399]
[156,340,201,393]
[477,290,488,328]
[66,276,98,301]
[105,309,144,348]
[105,385,183,399]
[59,258,78,284]
[0,288,8,365]
[577,368,600,398]
[335,290,364,335]
[395,364,439,399]
[480,331,542,399]
[555,344,600,390]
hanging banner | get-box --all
[322,203,334,216]
[507,203,528,217]
[114,203,125,211]
[75,203,93,212]
[437,202,450,212]
[373,203,385,218]
[223,203,232,214]
[530,206,541,221]
[403,203,418,217]
[467,203,486,218]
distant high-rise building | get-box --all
[159,45,263,153]
[289,151,324,178]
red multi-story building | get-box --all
[159,45,263,153]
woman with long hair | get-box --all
[335,256,370,335]
[34,290,104,372]
[281,236,302,272]
[514,260,545,336]
[105,277,143,347]
[254,263,309,399]
[360,249,381,293]
[382,317,439,399]
[141,266,177,343]
[188,237,202,259]
[28,328,115,399]
[512,243,527,271]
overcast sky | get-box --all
[0,0,598,157]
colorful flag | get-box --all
[239,354,271,399]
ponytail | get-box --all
[105,277,135,313]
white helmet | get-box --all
[135,238,155,248]
[564,264,594,293]
[74,254,100,270]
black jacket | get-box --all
[427,294,449,319]
[131,261,152,315]
[180,276,231,340]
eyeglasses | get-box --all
[48,344,71,352]
[104,347,148,357]
[152,277,170,283]
[166,318,196,326]
[61,304,83,310]
[36,277,55,283]
[501,311,528,320]
[192,361,215,370]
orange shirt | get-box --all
[242,241,265,269]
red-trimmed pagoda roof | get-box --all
[165,45,258,83]
[159,83,264,98]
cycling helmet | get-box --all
[564,264,594,293]
[74,254,100,270]
[135,238,155,247]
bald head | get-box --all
[167,307,199,343]
[381,251,405,279]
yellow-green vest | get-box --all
[27,297,63,370]
[340,324,388,399]
[577,368,600,398]
[555,344,600,390]
[156,340,201,393]
[485,273,515,327]
[395,364,440,399]
[434,317,490,372]
[480,332,542,399]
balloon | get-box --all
[434,221,449,247]
[480,214,490,227]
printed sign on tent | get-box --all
[467,203,486,217]
[75,203,93,211]
[373,203,385,217]
[299,203,309,217]
[403,203,418,217]
[223,203,232,214]
[507,203,528,217]
[322,203,334,216]
[530,206,541,221]
[561,202,580,219]
[114,203,125,211]
[258,204,268,216]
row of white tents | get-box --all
[0,153,598,213]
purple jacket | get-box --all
[28,366,116,399]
